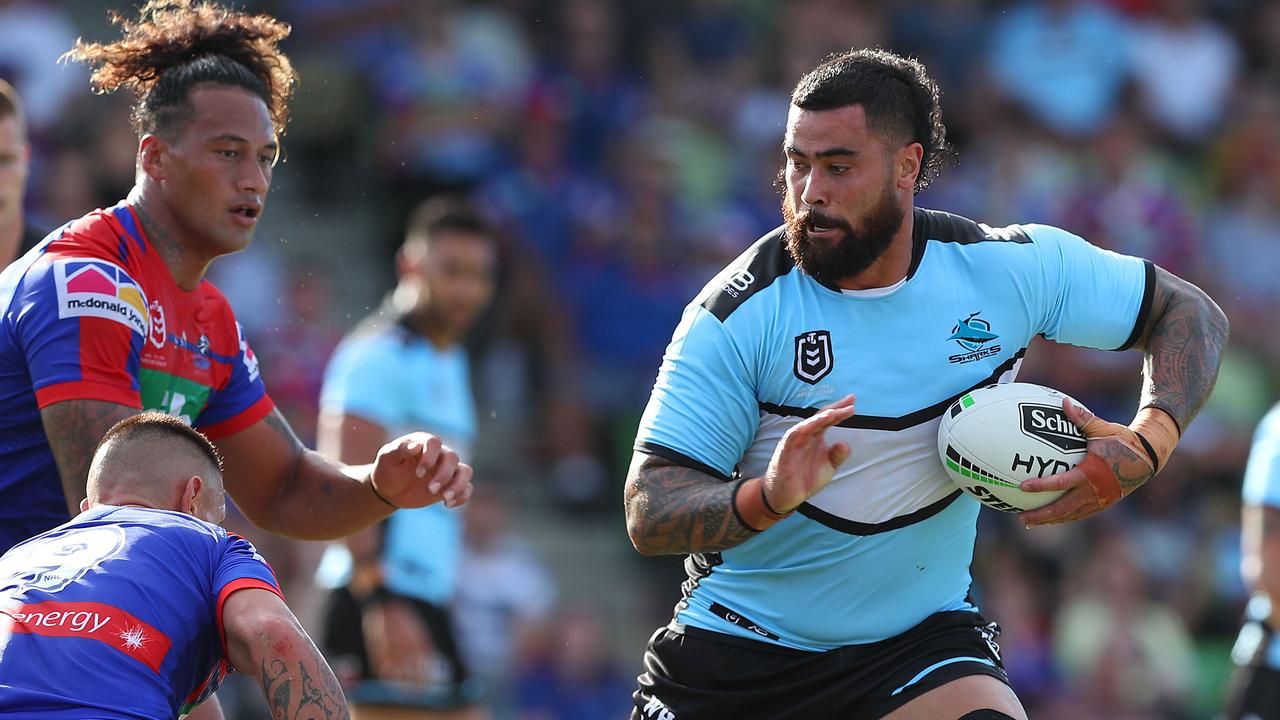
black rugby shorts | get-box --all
[632,610,1009,720]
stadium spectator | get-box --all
[453,485,556,719]
[1053,531,1197,716]
[624,47,1225,718]
[0,411,349,718]
[317,196,495,717]
[1129,0,1240,144]
[516,604,633,720]
[252,260,344,448]
[369,0,533,216]
[987,0,1133,137]
[0,78,38,265]
[1221,402,1280,718]
[0,0,82,134]
[220,259,343,631]
[1058,111,1199,275]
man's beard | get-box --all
[782,181,905,287]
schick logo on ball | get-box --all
[1019,403,1086,452]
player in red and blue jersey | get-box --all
[0,201,276,549]
[0,412,350,717]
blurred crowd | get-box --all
[3,0,1279,718]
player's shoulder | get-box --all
[914,207,1037,246]
[696,226,795,323]
[43,205,149,263]
[61,506,225,559]
[913,209,1092,275]
[22,206,153,291]
[104,505,223,535]
[1257,403,1280,445]
[329,317,412,371]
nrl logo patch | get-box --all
[794,330,833,384]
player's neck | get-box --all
[833,207,915,291]
[129,187,211,292]
[403,307,460,350]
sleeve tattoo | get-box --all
[260,658,349,720]
[625,453,757,555]
[1135,266,1229,430]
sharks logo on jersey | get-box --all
[794,330,833,384]
[948,312,1002,364]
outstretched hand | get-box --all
[762,394,855,513]
[1019,399,1154,527]
[369,433,474,510]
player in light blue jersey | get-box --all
[318,197,495,717]
[625,48,1228,720]
[1222,403,1280,718]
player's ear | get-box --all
[138,134,169,182]
[897,142,923,192]
[396,243,426,281]
[395,246,412,278]
[79,498,90,513]
[180,475,203,516]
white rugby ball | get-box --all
[937,382,1088,513]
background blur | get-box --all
[4,0,1278,717]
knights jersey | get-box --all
[635,208,1152,651]
[0,505,282,718]
[0,203,275,551]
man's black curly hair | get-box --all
[791,48,955,193]
[62,0,296,138]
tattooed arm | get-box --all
[624,453,758,556]
[40,400,140,515]
[1021,267,1228,526]
[1133,266,1230,431]
[626,396,855,556]
[222,587,349,720]
[215,409,473,540]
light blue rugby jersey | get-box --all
[1243,404,1280,509]
[320,318,476,605]
[635,208,1152,651]
[1241,403,1280,668]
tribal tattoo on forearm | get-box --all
[1092,437,1154,497]
[1136,266,1229,431]
[624,453,757,555]
[260,658,349,720]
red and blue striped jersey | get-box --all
[0,505,282,717]
[0,202,275,551]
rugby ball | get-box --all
[937,382,1088,513]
